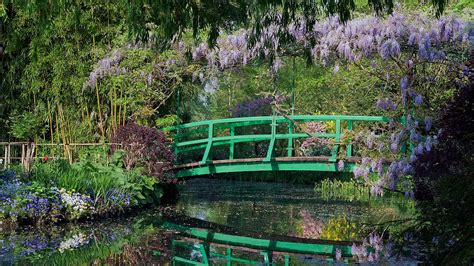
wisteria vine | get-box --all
[186,8,473,196]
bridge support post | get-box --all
[199,243,211,265]
[229,126,235,160]
[287,121,294,157]
[264,113,277,162]
[346,120,353,157]
[261,251,273,265]
[226,247,232,266]
[330,119,341,162]
[201,123,213,164]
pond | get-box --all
[0,177,415,265]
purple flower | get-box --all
[424,116,432,131]
[378,142,385,152]
[400,76,408,91]
[335,248,342,261]
[415,143,424,155]
[425,136,432,151]
[337,160,344,171]
[379,40,392,59]
[404,191,414,199]
[414,94,423,105]
[353,166,363,177]
[379,39,400,59]
[408,33,419,45]
[410,129,420,142]
[390,40,401,56]
[390,143,398,153]
[370,184,382,196]
[366,132,375,149]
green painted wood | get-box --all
[200,124,213,164]
[175,133,337,149]
[329,119,341,163]
[199,243,210,265]
[164,115,390,177]
[261,251,271,264]
[229,126,235,160]
[164,115,389,131]
[162,222,354,257]
[264,114,277,162]
[347,120,353,157]
[287,122,294,157]
[175,161,354,178]
[226,247,232,266]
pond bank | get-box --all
[1,178,417,264]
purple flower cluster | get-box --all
[353,157,383,182]
[337,160,345,171]
[84,50,126,88]
[230,96,274,117]
[309,11,471,64]
[376,98,397,111]
[370,179,384,196]
[192,33,253,70]
[365,131,376,149]
[379,39,401,59]
[20,193,52,220]
[106,189,132,208]
[351,232,386,262]
[424,116,432,132]
[387,160,414,190]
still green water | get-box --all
[0,178,415,265]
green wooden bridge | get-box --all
[165,115,390,178]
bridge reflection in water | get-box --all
[163,214,358,265]
[164,115,391,178]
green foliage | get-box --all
[320,216,359,241]
[0,153,166,225]
[9,111,46,140]
[123,0,449,48]
[315,178,371,201]
[31,156,160,208]
[155,114,179,128]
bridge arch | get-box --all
[164,115,390,178]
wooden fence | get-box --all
[0,142,120,170]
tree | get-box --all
[125,0,449,48]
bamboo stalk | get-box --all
[113,85,117,131]
[96,83,105,142]
[117,90,123,127]
[4,145,7,169]
[55,111,60,144]
[7,144,10,167]
[21,144,25,170]
[58,105,71,161]
[86,105,92,129]
[122,93,127,126]
[47,101,54,144]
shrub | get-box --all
[411,75,474,263]
[111,121,174,182]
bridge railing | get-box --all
[163,115,389,165]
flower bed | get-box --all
[0,158,166,225]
